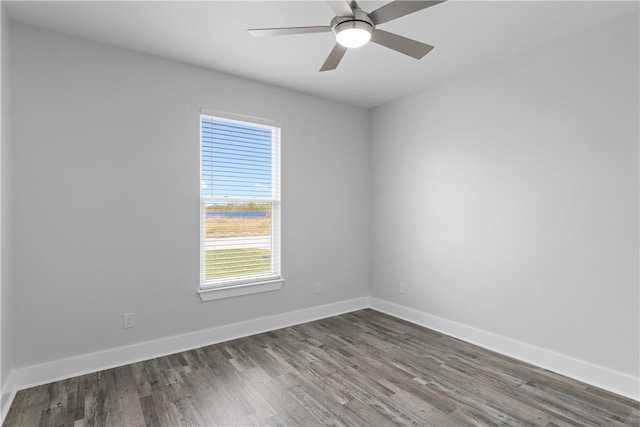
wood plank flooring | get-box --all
[4,309,639,426]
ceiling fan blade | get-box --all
[370,29,434,59]
[248,26,331,37]
[320,43,348,71]
[369,1,446,25]
[326,0,354,17]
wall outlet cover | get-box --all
[123,313,135,329]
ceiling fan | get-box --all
[248,0,446,71]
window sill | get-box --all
[198,278,284,302]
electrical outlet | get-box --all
[400,282,406,295]
[315,282,322,294]
[123,313,135,329]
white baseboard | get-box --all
[369,297,639,401]
[10,297,369,393]
[1,372,16,425]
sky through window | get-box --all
[201,117,273,199]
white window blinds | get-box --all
[200,114,281,289]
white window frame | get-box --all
[198,110,283,301]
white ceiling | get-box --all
[5,0,639,108]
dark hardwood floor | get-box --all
[4,309,639,426]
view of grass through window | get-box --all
[205,202,272,279]
[205,249,271,279]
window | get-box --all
[199,113,282,300]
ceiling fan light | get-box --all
[334,21,373,48]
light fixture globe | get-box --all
[334,20,373,48]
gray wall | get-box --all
[370,11,639,377]
[10,23,370,368]
[4,7,639,393]
[1,2,14,412]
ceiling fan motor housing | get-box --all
[331,9,374,31]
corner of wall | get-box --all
[1,374,16,424]
[0,2,15,423]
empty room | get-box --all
[0,0,638,425]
